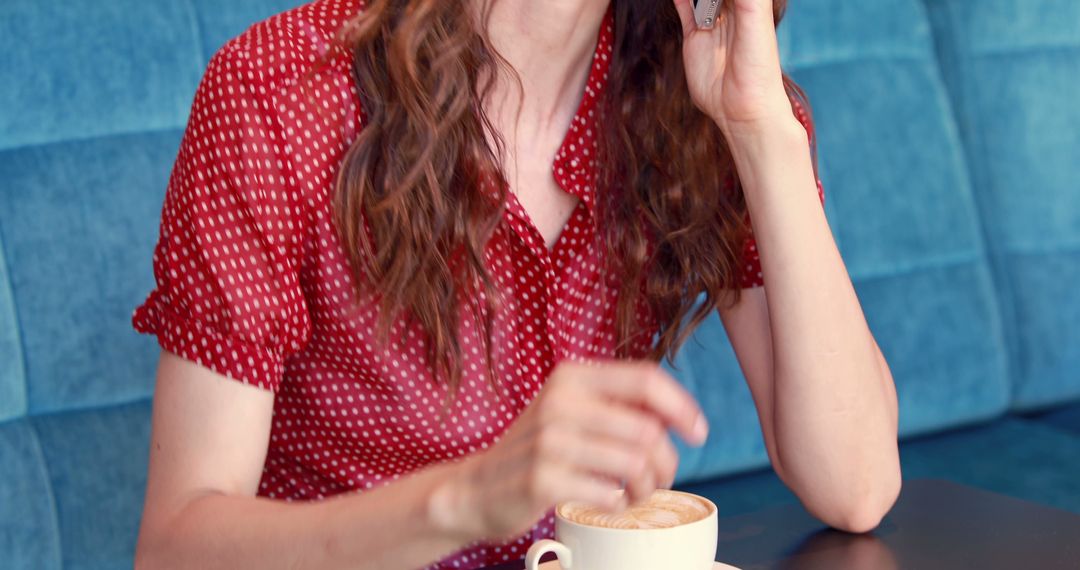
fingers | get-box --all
[651,431,680,491]
[672,0,697,36]
[564,402,682,507]
[528,360,704,517]
[612,430,679,506]
[562,436,660,508]
[575,401,678,493]
[566,437,649,491]
[537,463,625,513]
[578,400,666,447]
[582,362,709,446]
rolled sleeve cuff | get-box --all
[132,294,284,392]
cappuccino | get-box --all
[558,489,712,530]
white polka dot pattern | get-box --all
[131,1,822,568]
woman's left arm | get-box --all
[671,0,901,532]
[723,118,902,534]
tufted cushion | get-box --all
[190,0,312,59]
[31,401,152,570]
[0,0,306,152]
[671,0,1010,483]
[924,0,1080,410]
[0,0,201,152]
[0,1,306,567]
[0,133,176,412]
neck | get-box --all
[474,0,610,152]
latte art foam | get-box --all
[558,489,711,530]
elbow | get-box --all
[830,501,888,534]
[134,490,224,570]
[825,470,902,534]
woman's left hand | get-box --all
[672,0,794,138]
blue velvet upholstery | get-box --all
[0,421,61,569]
[0,0,201,151]
[190,0,308,59]
[32,402,152,570]
[1032,402,1080,436]
[1,0,1078,568]
[0,133,179,413]
[924,0,1080,410]
[0,1,308,567]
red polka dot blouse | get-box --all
[131,0,823,567]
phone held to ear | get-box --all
[693,0,720,28]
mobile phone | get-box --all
[693,0,720,28]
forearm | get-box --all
[728,119,901,531]
[136,460,475,570]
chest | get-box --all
[501,154,581,250]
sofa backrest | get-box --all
[0,1,305,567]
[0,0,307,418]
[924,0,1080,411]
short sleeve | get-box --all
[132,42,312,392]
[737,96,826,289]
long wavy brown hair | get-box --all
[306,0,816,400]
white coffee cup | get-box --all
[525,489,718,570]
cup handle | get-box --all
[525,539,573,570]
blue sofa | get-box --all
[1,0,1077,568]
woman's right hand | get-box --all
[439,359,709,542]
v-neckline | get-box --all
[498,2,613,260]
[505,191,583,254]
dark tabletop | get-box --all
[478,479,1080,570]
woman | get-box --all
[132,0,901,568]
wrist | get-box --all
[720,115,805,157]
[723,116,807,167]
[425,458,485,543]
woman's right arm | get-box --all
[135,351,708,570]
[135,349,479,570]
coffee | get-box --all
[558,489,712,530]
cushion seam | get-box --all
[961,42,1080,60]
[784,51,931,73]
[0,215,29,419]
[25,396,154,422]
[922,0,1023,399]
[0,125,185,157]
[850,250,982,283]
[24,420,65,569]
